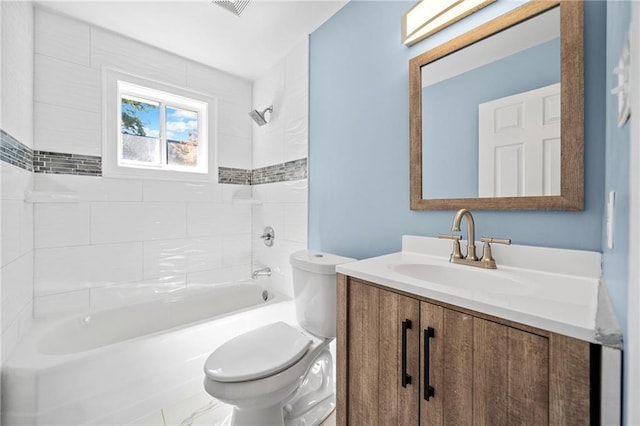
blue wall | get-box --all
[603,0,630,343]
[309,1,606,260]
[423,39,560,198]
[603,2,631,418]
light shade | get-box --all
[402,0,496,46]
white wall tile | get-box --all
[35,174,143,202]
[90,275,188,311]
[186,61,251,105]
[223,235,252,267]
[34,102,101,155]
[1,254,34,333]
[1,162,33,201]
[34,54,101,113]
[221,185,252,204]
[252,180,308,204]
[186,265,250,288]
[35,203,90,249]
[1,200,22,267]
[217,134,252,170]
[21,202,34,255]
[34,290,90,318]
[143,238,223,279]
[90,202,146,244]
[145,237,227,278]
[281,87,308,123]
[187,203,251,238]
[284,116,308,161]
[253,125,285,169]
[91,29,187,87]
[17,301,34,341]
[283,203,307,243]
[2,318,20,363]
[34,242,143,295]
[1,1,34,148]
[186,238,224,273]
[143,238,188,279]
[218,100,252,139]
[253,61,285,110]
[35,8,90,67]
[1,200,33,264]
[251,40,308,169]
[142,180,222,203]
[252,203,285,240]
[91,202,187,244]
[284,39,309,93]
[0,0,35,350]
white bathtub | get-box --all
[2,282,296,426]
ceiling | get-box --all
[35,0,349,81]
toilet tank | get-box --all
[289,250,355,339]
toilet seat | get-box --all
[204,322,311,383]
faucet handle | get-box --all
[438,234,462,241]
[438,234,463,260]
[480,237,510,269]
[480,237,511,245]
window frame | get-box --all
[103,68,218,181]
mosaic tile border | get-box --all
[0,130,34,172]
[33,151,102,176]
[251,158,307,185]
[1,129,305,184]
[219,158,307,186]
[218,167,252,185]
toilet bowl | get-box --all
[203,250,354,426]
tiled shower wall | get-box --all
[1,1,35,362]
[251,40,309,297]
[31,8,254,316]
[0,6,309,367]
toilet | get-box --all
[203,250,354,426]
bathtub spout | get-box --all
[252,267,271,279]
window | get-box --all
[104,69,216,181]
[118,81,207,173]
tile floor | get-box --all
[127,390,336,426]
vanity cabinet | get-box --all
[337,275,595,426]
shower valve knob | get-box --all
[260,226,275,247]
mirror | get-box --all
[409,1,584,210]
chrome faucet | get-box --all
[439,209,511,269]
[252,267,271,279]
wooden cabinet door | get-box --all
[342,279,420,426]
[420,304,550,426]
[473,318,549,425]
[420,302,474,425]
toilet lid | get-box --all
[204,322,311,383]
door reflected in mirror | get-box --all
[409,1,584,211]
[421,7,560,199]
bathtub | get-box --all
[2,281,296,426]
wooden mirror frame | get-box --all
[409,0,584,211]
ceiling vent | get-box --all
[214,0,252,16]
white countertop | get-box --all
[336,236,619,345]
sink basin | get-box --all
[390,263,531,295]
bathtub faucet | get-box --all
[252,267,271,279]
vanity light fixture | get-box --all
[213,0,251,16]
[402,0,496,46]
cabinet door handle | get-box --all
[424,327,435,400]
[401,319,412,388]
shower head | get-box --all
[249,105,273,126]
